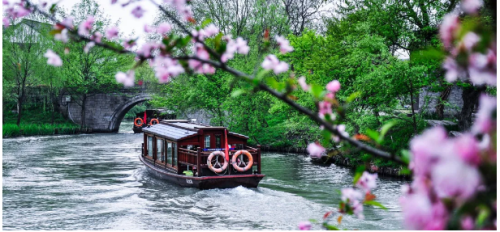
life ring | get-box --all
[134,118,143,127]
[149,118,159,125]
[207,151,228,173]
[232,150,253,172]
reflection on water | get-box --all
[3,121,405,230]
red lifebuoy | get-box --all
[207,151,228,173]
[149,118,159,125]
[232,150,253,172]
[134,118,144,127]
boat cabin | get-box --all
[141,120,262,177]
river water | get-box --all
[3,121,406,230]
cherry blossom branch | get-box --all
[24,0,405,165]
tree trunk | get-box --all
[80,94,87,130]
[16,96,24,126]
[436,85,452,119]
[458,85,486,131]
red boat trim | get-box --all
[140,155,265,180]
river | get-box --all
[3,121,406,230]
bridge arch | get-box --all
[107,94,152,132]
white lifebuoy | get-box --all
[232,150,253,172]
[207,151,228,173]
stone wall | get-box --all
[418,85,463,117]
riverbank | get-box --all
[3,110,82,138]
[259,145,410,179]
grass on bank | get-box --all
[3,110,80,137]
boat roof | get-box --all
[142,120,249,140]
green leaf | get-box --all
[49,4,57,14]
[364,201,388,210]
[201,18,212,28]
[346,91,361,103]
[365,129,379,143]
[476,206,490,227]
[400,150,411,164]
[310,84,324,99]
[399,167,411,175]
[256,69,271,81]
[231,89,246,97]
[352,166,365,184]
[322,223,339,230]
[309,219,318,223]
[378,121,396,143]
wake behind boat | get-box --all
[140,119,264,189]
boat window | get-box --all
[204,135,210,148]
[147,136,153,157]
[157,138,164,162]
[173,143,177,167]
[215,135,221,148]
[166,142,172,165]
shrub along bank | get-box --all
[3,110,80,138]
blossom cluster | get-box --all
[401,0,497,229]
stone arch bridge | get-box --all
[59,88,153,132]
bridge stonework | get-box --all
[60,90,151,132]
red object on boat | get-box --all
[143,111,147,126]
[224,129,229,161]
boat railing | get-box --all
[178,146,262,176]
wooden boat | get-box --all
[140,119,265,189]
[133,109,176,133]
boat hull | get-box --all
[139,155,265,189]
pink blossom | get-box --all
[3,0,8,5]
[400,193,434,229]
[461,0,483,14]
[326,80,341,93]
[156,23,172,34]
[13,6,30,18]
[3,17,9,27]
[61,17,74,29]
[297,76,310,91]
[235,37,249,55]
[54,29,69,43]
[355,172,377,192]
[298,221,311,230]
[144,24,156,33]
[91,32,102,43]
[44,49,62,66]
[351,200,364,219]
[409,126,448,176]
[203,24,219,37]
[325,92,335,99]
[340,188,363,203]
[131,6,145,18]
[153,56,185,82]
[115,71,135,87]
[462,32,480,51]
[138,42,160,58]
[83,42,95,53]
[306,142,325,158]
[276,35,293,54]
[111,0,118,4]
[472,94,496,134]
[122,39,136,49]
[453,133,481,165]
[78,16,94,36]
[461,216,475,229]
[332,124,348,143]
[318,101,332,118]
[469,51,497,86]
[179,5,193,21]
[261,55,288,74]
[431,158,481,200]
[189,44,215,74]
[105,26,119,39]
[439,14,460,49]
[443,57,459,82]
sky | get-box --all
[55,0,160,46]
